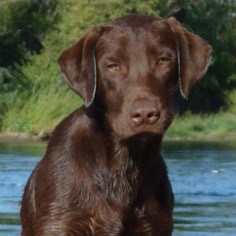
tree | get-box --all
[0,0,58,129]
[0,0,58,91]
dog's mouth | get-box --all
[109,107,174,140]
[129,110,174,135]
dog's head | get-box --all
[59,15,212,140]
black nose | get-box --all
[130,99,159,126]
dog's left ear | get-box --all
[58,27,106,107]
[167,17,212,99]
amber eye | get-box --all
[157,57,170,66]
[106,63,120,72]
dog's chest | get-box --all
[93,156,140,206]
[83,158,143,234]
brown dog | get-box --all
[21,15,212,235]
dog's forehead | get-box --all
[98,18,176,51]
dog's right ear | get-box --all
[58,27,106,108]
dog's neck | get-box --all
[102,132,166,206]
[123,135,163,170]
[108,131,163,173]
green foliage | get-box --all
[0,0,58,131]
[0,0,58,66]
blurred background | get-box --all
[0,0,236,140]
[0,0,236,235]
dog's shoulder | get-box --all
[44,106,105,161]
[50,106,94,140]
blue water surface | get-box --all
[0,141,235,235]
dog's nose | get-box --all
[130,100,159,126]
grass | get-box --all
[2,86,81,135]
[165,111,236,141]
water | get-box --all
[164,142,236,236]
[0,141,235,235]
[0,142,46,236]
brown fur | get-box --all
[21,15,212,235]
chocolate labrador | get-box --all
[21,15,212,235]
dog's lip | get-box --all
[120,115,167,140]
[129,117,166,133]
[111,110,172,141]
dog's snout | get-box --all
[130,100,159,126]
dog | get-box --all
[21,15,212,235]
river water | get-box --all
[0,141,235,235]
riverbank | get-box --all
[0,132,50,143]
[1,111,236,143]
[165,111,236,141]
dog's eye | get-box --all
[106,63,120,72]
[157,57,170,66]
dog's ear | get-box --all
[58,27,106,107]
[167,17,212,99]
